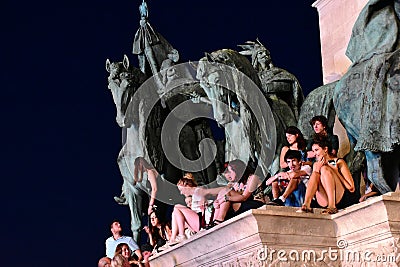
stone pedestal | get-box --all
[149,193,400,266]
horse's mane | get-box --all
[202,49,266,170]
[206,49,262,89]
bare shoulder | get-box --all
[248,174,262,185]
[335,158,348,168]
[281,146,289,153]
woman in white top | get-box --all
[168,173,211,245]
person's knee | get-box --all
[320,165,334,177]
[172,207,183,216]
[172,207,178,214]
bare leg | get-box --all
[177,207,200,232]
[302,172,321,208]
[271,181,280,199]
[212,189,232,222]
[213,199,232,221]
[170,208,182,241]
[315,183,328,208]
[170,206,193,241]
[282,179,300,199]
[319,166,345,208]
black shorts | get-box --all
[226,199,264,219]
[336,189,358,209]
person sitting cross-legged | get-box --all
[266,150,312,206]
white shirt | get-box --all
[192,190,214,225]
[105,235,139,258]
[298,165,312,187]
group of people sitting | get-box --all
[266,115,377,213]
[97,220,149,267]
[98,115,380,266]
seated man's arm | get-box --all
[288,165,312,179]
[134,249,143,261]
[128,238,141,260]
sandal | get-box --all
[321,207,338,214]
[206,219,223,229]
[296,204,313,213]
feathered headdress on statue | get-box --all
[238,38,270,69]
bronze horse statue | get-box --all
[194,49,279,178]
[106,55,222,240]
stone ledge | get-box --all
[149,193,400,266]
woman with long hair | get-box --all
[280,126,307,169]
[209,159,265,227]
[298,137,358,214]
[114,243,142,267]
[143,210,171,252]
[111,254,130,267]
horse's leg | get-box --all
[193,122,217,184]
[365,151,393,194]
[114,183,128,205]
[179,125,206,185]
[117,153,143,243]
[126,186,143,243]
[381,148,400,192]
[114,145,129,205]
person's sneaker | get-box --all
[267,198,285,206]
[168,235,187,246]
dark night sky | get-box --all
[1,1,322,266]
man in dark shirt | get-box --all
[307,115,339,158]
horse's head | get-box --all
[106,55,146,127]
[196,54,239,126]
[195,49,276,176]
[196,49,262,126]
